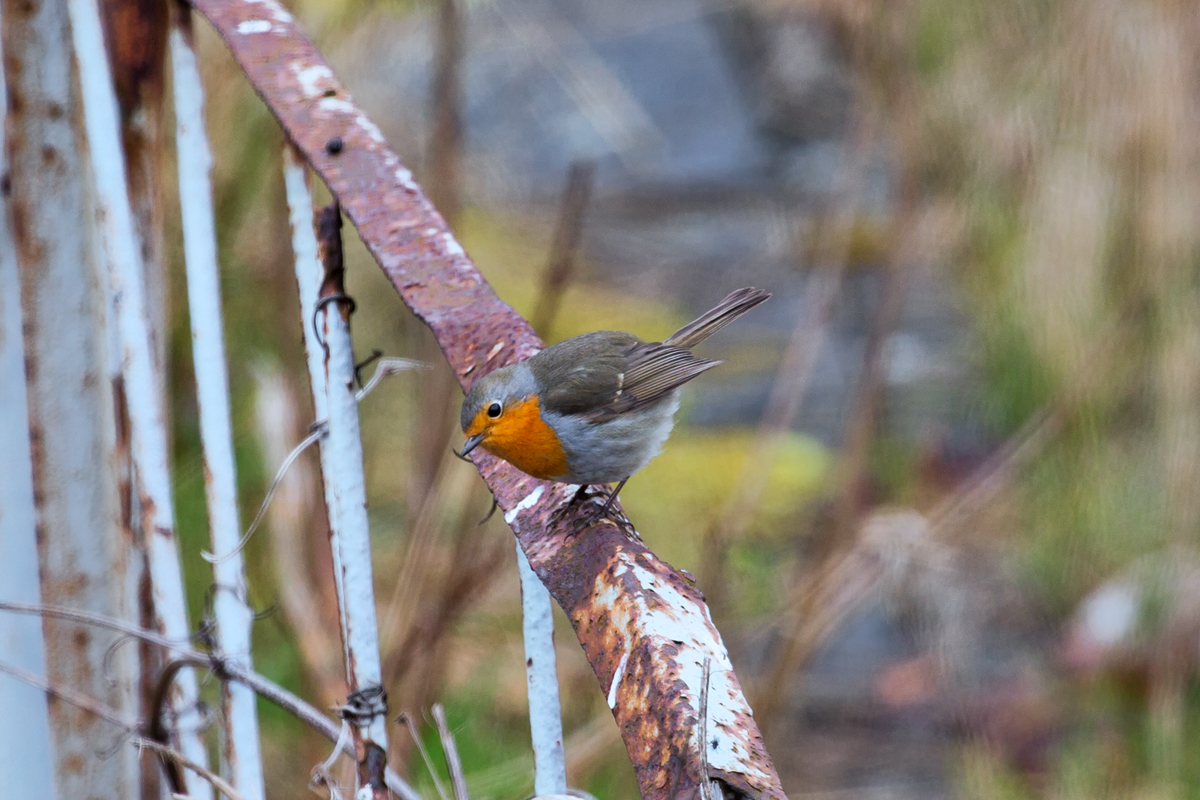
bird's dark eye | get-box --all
[487,402,502,418]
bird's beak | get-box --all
[459,432,485,458]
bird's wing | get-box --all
[589,342,720,421]
[534,331,637,416]
[534,332,720,422]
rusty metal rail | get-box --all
[188,0,786,796]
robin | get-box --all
[459,287,770,521]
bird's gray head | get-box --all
[458,362,537,455]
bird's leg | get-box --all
[555,481,628,531]
[596,478,627,521]
[569,479,628,532]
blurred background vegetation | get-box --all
[160,0,1200,796]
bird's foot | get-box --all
[567,479,628,532]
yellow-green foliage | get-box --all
[622,429,830,566]
[454,207,686,343]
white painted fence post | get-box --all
[66,0,211,795]
[516,543,569,796]
[284,147,390,797]
[171,4,266,797]
[1,0,143,793]
[0,21,56,796]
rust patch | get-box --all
[99,0,168,118]
[187,0,786,796]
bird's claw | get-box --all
[477,496,500,526]
[550,484,625,533]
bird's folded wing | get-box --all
[586,343,720,421]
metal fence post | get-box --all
[284,147,391,798]
[0,21,56,796]
[66,0,212,794]
[171,2,266,796]
[516,543,569,795]
[1,0,143,793]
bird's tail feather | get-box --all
[664,287,770,349]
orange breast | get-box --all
[481,396,570,480]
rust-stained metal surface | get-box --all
[188,1,786,796]
[0,19,56,794]
[101,0,171,375]
[3,0,142,794]
[68,0,213,789]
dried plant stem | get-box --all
[0,658,136,732]
[397,713,451,800]
[531,160,597,338]
[428,0,462,228]
[701,109,876,610]
[133,738,251,800]
[253,364,345,706]
[433,703,470,800]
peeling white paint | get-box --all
[591,552,775,783]
[504,486,544,525]
[394,165,416,189]
[236,19,273,34]
[355,114,386,144]
[317,96,355,115]
[442,232,466,257]
[606,650,630,709]
[291,63,334,99]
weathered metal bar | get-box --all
[0,20,56,792]
[170,3,266,797]
[283,148,390,798]
[516,542,568,796]
[190,1,784,796]
[2,0,142,792]
[66,0,211,795]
